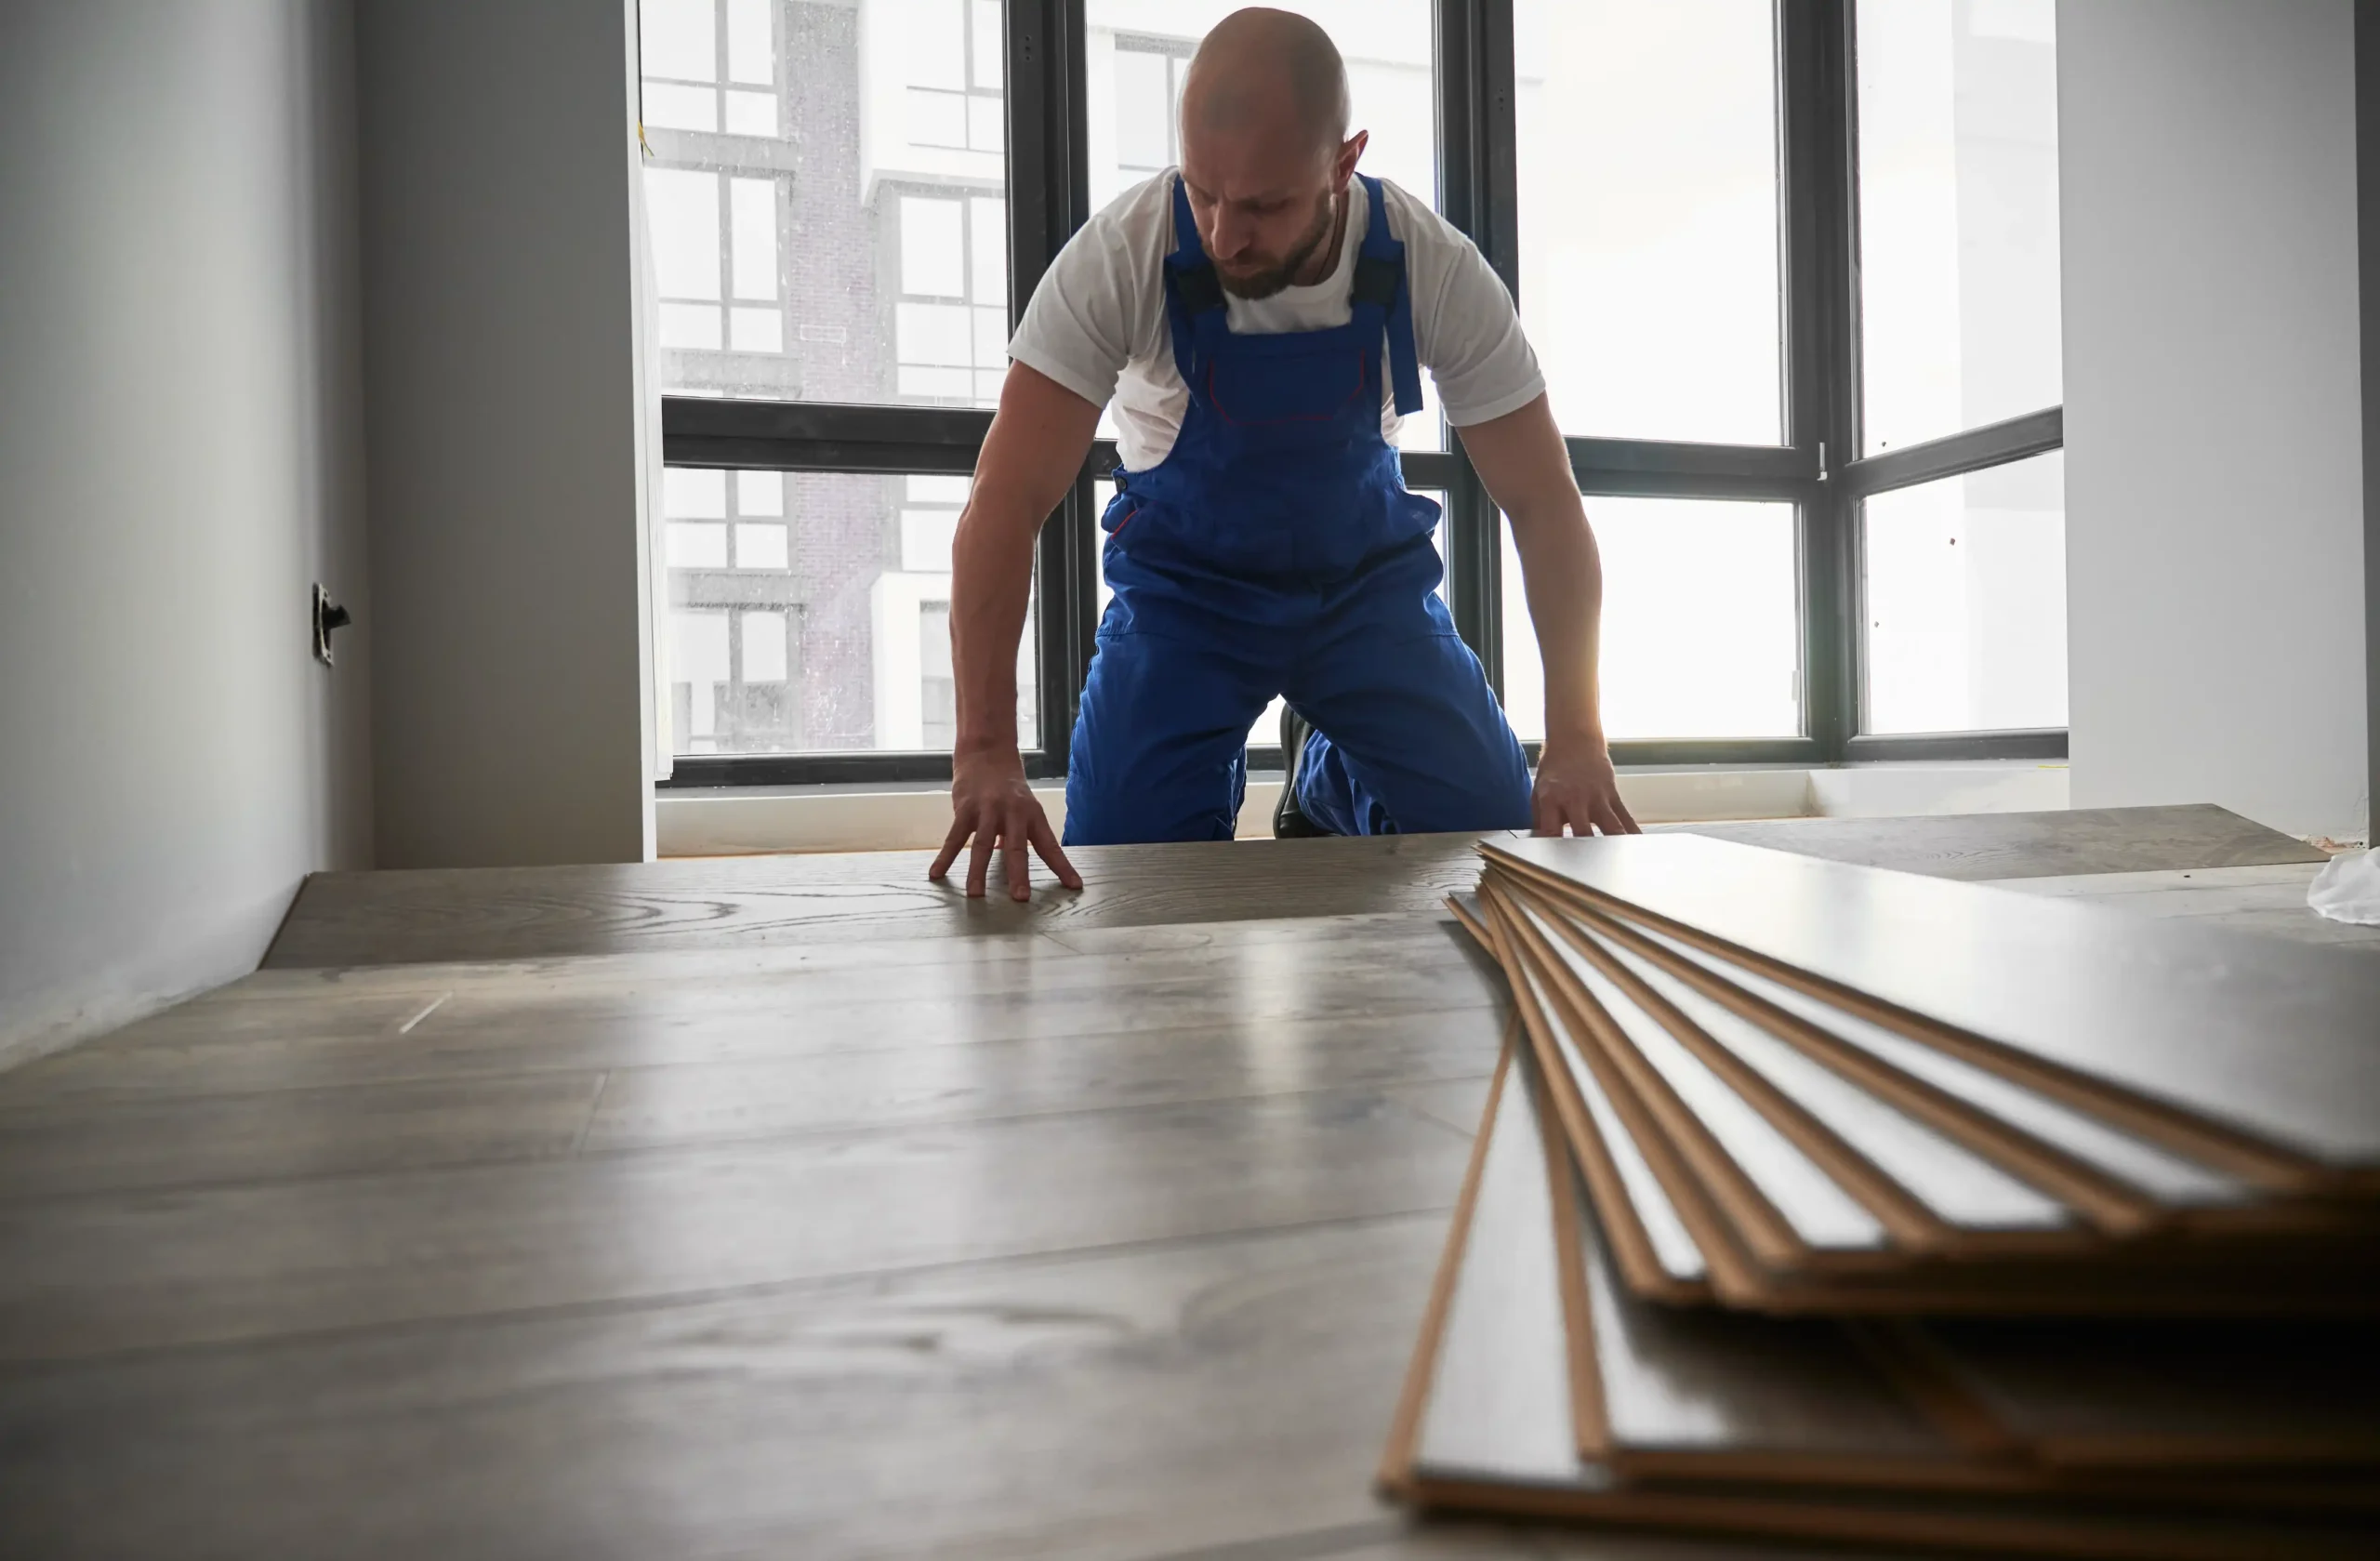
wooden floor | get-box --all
[0,808,2367,1560]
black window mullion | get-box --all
[1780,0,1858,761]
[1837,405,2063,500]
[1007,0,1090,780]
[1435,0,1510,686]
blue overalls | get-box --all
[1062,174,1533,845]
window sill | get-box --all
[653,760,2069,859]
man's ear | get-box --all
[1332,129,1368,189]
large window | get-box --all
[1514,0,1784,447]
[649,0,2069,787]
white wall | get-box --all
[356,0,656,868]
[0,0,372,1068]
[2059,0,2371,841]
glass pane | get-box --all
[661,468,1038,755]
[1856,0,2061,454]
[641,0,1010,405]
[1501,497,1801,742]
[1091,481,1447,761]
[1863,450,2066,734]
[1514,0,1783,444]
[1082,2,1443,452]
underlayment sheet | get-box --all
[1486,833,2380,1172]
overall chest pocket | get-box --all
[1203,346,1372,427]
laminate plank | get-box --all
[0,1006,1505,1200]
[1488,835,2380,1174]
[0,1216,1451,1561]
[262,833,1505,969]
[0,919,1496,1107]
[1378,1078,1497,1139]
[1304,1532,1810,1560]
[1563,915,2075,1237]
[1601,915,2249,1210]
[1571,1144,1966,1478]
[1413,1040,1576,1488]
[1493,903,1710,1292]
[1661,804,2324,881]
[1516,900,1891,1257]
[1395,1056,2375,1557]
[0,1087,1471,1367]
[1990,864,2380,955]
[576,1006,1505,1153]
[0,1071,606,1201]
[1919,1317,2380,1469]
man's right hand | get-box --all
[930,748,1084,902]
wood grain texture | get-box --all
[262,833,1510,969]
[1488,834,2380,1174]
[0,1087,1471,1368]
[0,917,1495,1107]
[1379,1077,1498,1139]
[0,1070,608,1200]
[7,815,2365,1561]
[0,1217,1458,1561]
[1661,804,2325,881]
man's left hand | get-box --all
[1530,732,1640,838]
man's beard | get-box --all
[1215,192,1340,300]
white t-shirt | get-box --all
[1009,172,1546,471]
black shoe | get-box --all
[1273,704,1332,838]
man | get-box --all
[930,7,1637,902]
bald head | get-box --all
[1175,9,1367,298]
[1181,7,1349,161]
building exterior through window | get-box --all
[641,0,1435,760]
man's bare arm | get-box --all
[930,363,1104,898]
[1455,393,1639,838]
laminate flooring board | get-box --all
[1409,1039,1576,1489]
[1507,896,1892,1264]
[1991,864,2380,956]
[1916,1318,2380,1468]
[575,1005,1507,1154]
[1587,913,2253,1214]
[1556,913,2079,1242]
[1663,804,2325,881]
[1567,1140,1975,1485]
[0,1215,1463,1561]
[1483,893,1711,1295]
[1379,1078,1500,1140]
[0,919,1498,1108]
[1394,1052,2377,1557]
[0,1087,1472,1367]
[263,834,1509,969]
[1487,835,2380,1177]
[0,1071,610,1201]
[0,1008,1505,1200]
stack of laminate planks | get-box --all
[1378,833,2380,1559]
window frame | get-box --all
[654,0,2067,790]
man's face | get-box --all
[1179,123,1352,299]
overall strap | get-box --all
[1350,174,1424,417]
[1162,174,1225,389]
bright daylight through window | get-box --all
[641,0,2070,776]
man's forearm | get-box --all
[945,364,1104,762]
[949,499,1041,757]
[1509,494,1606,745]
